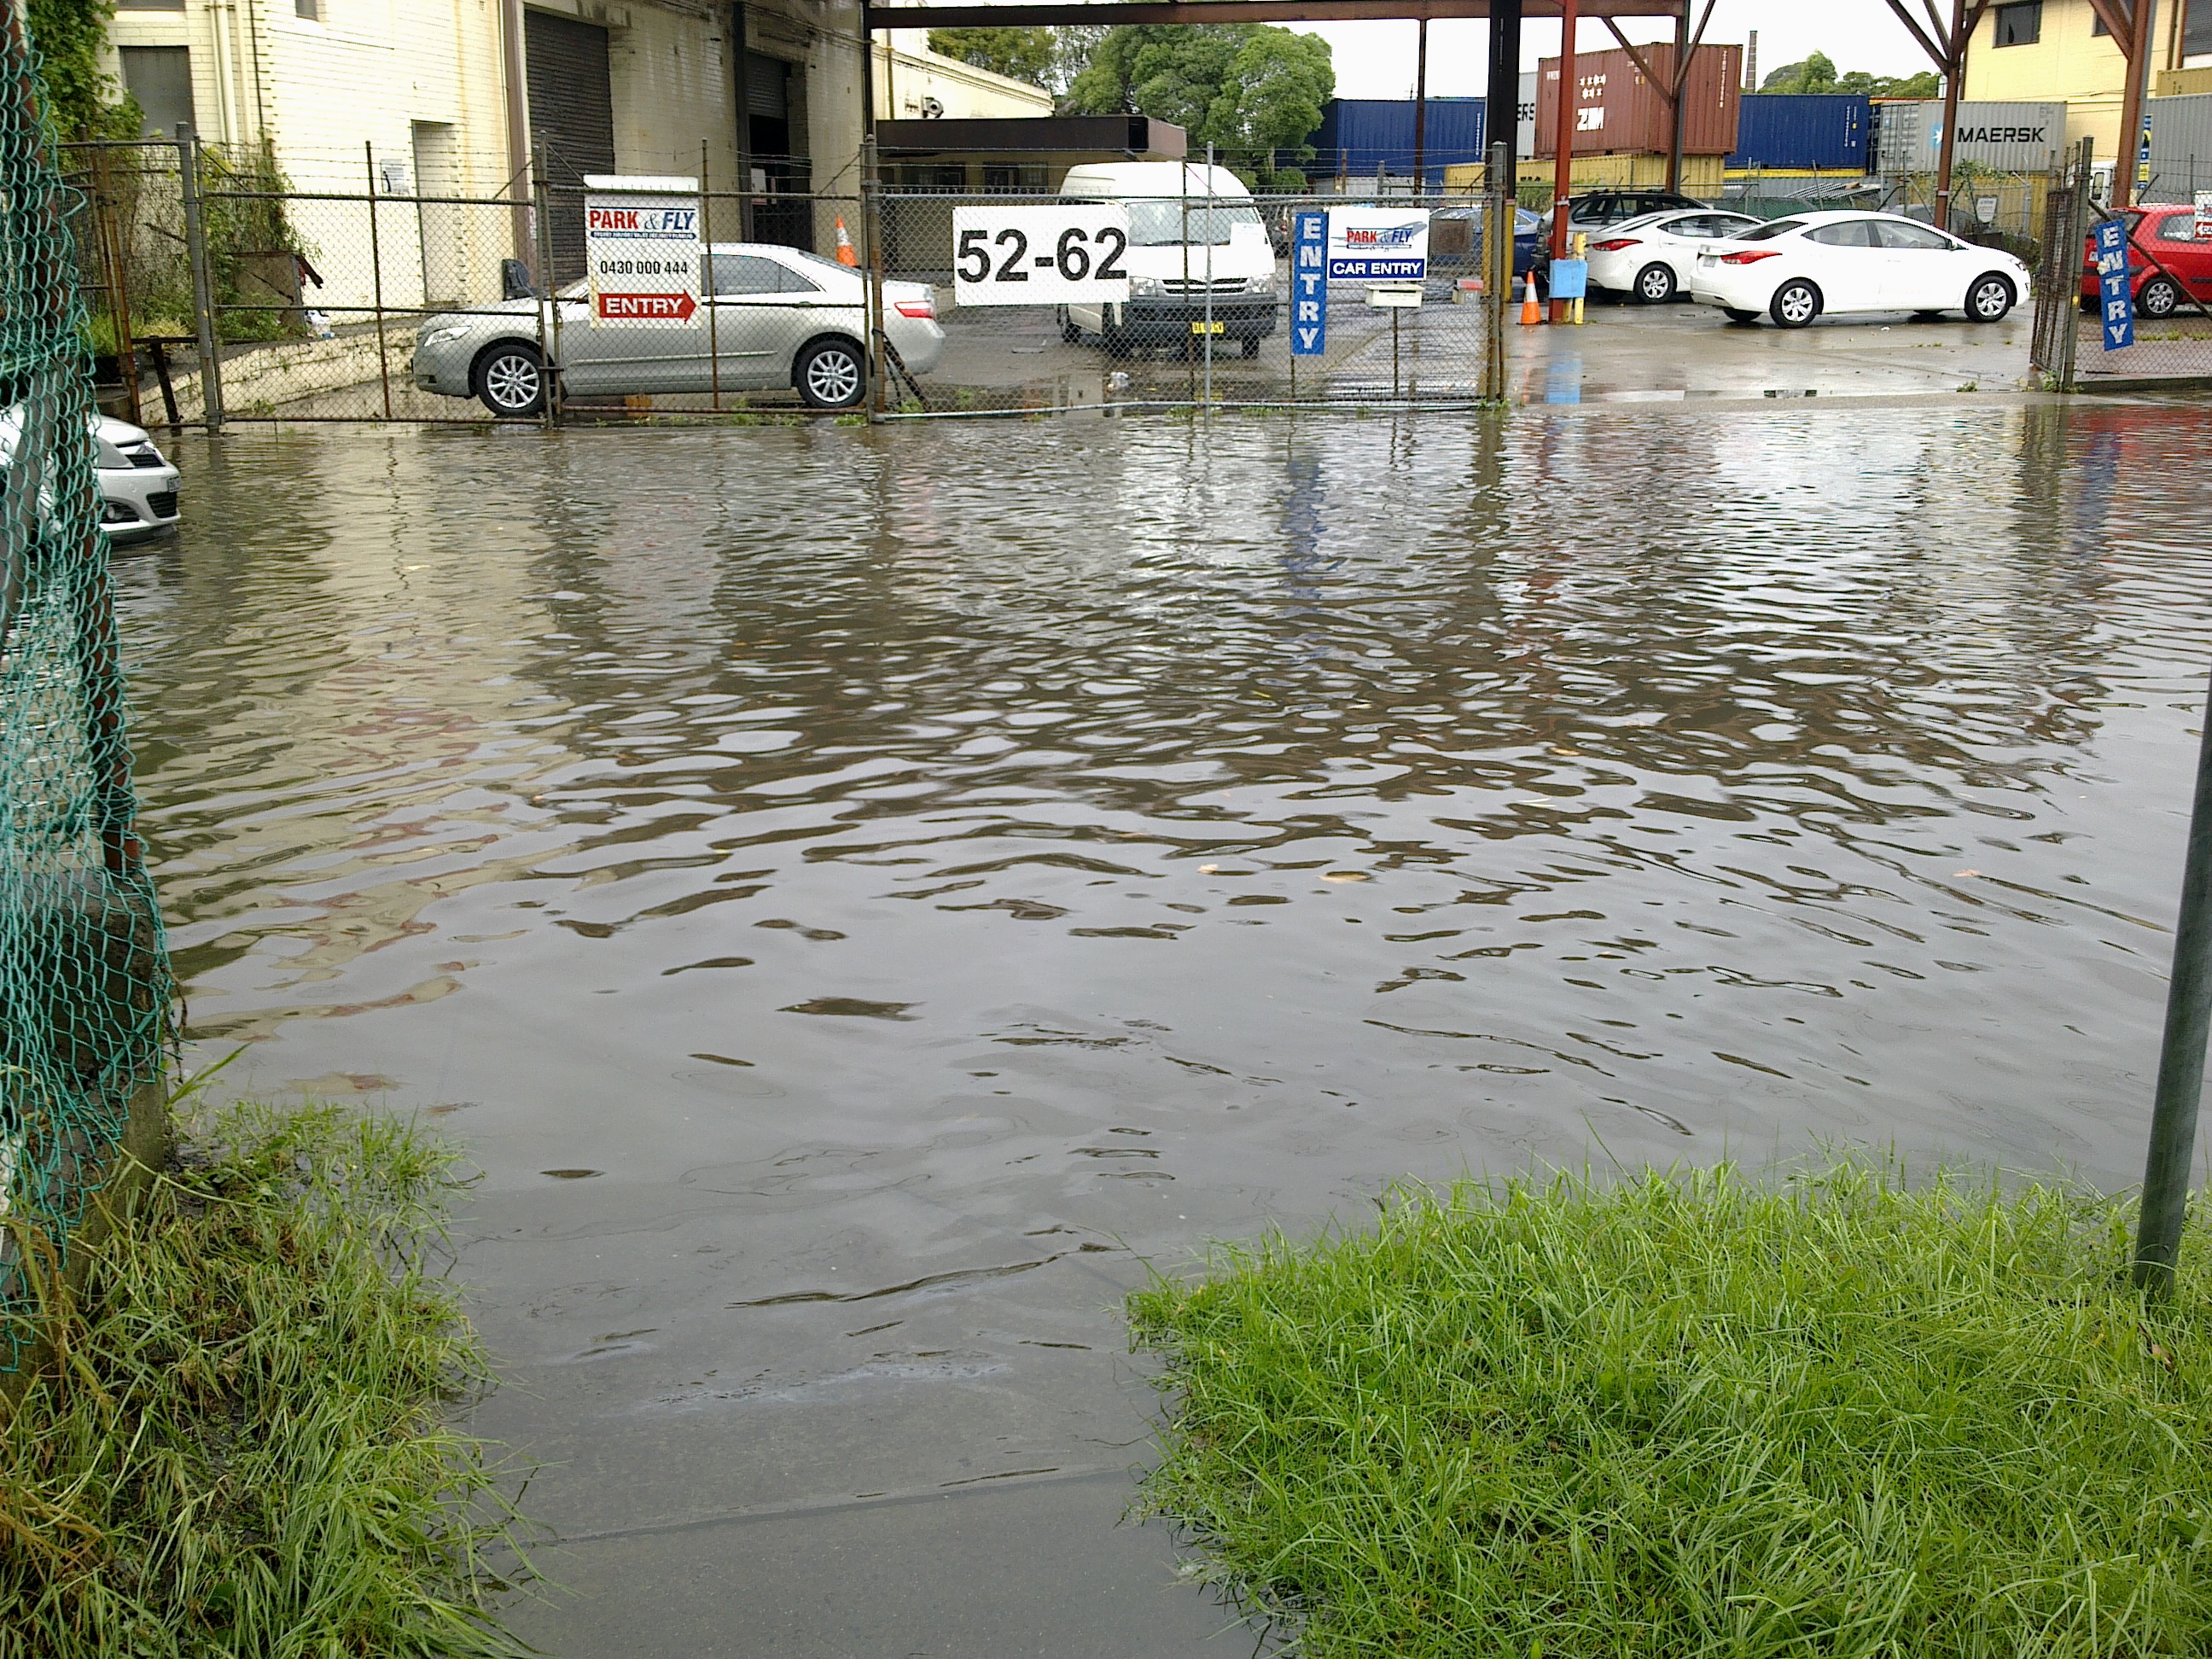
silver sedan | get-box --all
[411,242,946,416]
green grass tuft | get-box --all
[1130,1160,2212,1658]
[0,1103,533,1658]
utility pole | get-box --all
[1413,18,1429,190]
[1485,0,1523,171]
[1550,0,1579,322]
[1934,0,1967,228]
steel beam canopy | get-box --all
[865,0,1681,25]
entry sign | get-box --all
[1291,212,1326,355]
[1327,207,1429,282]
[584,174,701,326]
[2093,217,2134,352]
[2196,189,2212,242]
[952,206,1130,307]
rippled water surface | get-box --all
[121,404,2212,1654]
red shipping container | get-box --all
[1533,44,1743,157]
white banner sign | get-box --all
[2197,189,2212,242]
[952,206,1131,307]
[585,176,701,326]
[1326,208,1430,283]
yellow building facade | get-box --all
[1964,0,2212,160]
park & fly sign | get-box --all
[1326,208,1430,282]
[584,175,701,326]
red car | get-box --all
[2080,204,2212,317]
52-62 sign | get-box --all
[952,207,1131,306]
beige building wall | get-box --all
[872,32,1053,122]
[1964,0,2192,160]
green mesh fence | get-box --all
[0,16,172,1367]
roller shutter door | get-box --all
[525,11,615,281]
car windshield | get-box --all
[1734,218,1806,242]
[1124,201,1265,247]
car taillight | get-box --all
[1719,249,1782,265]
[894,298,934,319]
[1590,237,1640,252]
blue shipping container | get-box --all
[1726,93,1871,171]
[1307,98,1489,187]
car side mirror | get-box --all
[502,259,535,300]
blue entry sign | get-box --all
[1548,258,1588,301]
[2093,218,2134,351]
[1292,211,1327,355]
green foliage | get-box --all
[0,1105,534,1657]
[26,0,135,139]
[1755,52,1940,98]
[1062,25,1334,187]
[928,26,1058,89]
[1132,1159,2212,1658]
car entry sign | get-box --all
[1327,208,1429,282]
[2093,217,2133,352]
[584,174,701,327]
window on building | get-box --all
[118,46,194,137]
[114,0,186,12]
[2092,11,2109,34]
[295,0,320,18]
[2188,0,2212,56]
[1995,1,2041,46]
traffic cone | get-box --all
[835,216,858,266]
[1519,269,1541,325]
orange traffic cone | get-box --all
[1519,269,1542,325]
[835,216,858,267]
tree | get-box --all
[26,0,137,138]
[1062,25,1334,187]
[1754,52,1939,99]
[928,28,1058,89]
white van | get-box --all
[1057,161,1279,358]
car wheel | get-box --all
[1634,262,1675,304]
[2139,275,2182,318]
[1722,306,1761,323]
[1770,279,1821,329]
[795,337,866,410]
[1965,273,2015,323]
[1241,335,1260,359]
[474,341,546,416]
[1103,306,1133,359]
[1060,311,1082,345]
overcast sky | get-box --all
[1295,1,1933,100]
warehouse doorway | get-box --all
[525,11,616,282]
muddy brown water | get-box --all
[122,402,2208,1655]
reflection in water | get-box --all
[108,405,2212,1636]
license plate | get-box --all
[1190,320,1225,335]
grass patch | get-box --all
[0,1104,532,1657]
[1130,1160,2212,1658]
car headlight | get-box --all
[1129,276,1166,297]
[420,323,471,346]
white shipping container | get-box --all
[1517,71,1537,162]
[1874,100,2067,172]
[2147,93,2212,200]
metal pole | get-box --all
[1203,142,1215,409]
[1485,138,1509,399]
[2115,0,2155,214]
[1486,0,1523,169]
[534,138,558,429]
[366,140,393,420]
[702,138,721,411]
[177,124,224,433]
[1550,0,1579,322]
[500,0,533,263]
[1413,19,1429,188]
[864,131,886,419]
[1934,0,1966,229]
[1668,2,1688,192]
[2135,657,2212,1295]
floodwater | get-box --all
[119,401,2211,1656]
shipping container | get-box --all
[1728,93,1871,171]
[2147,92,2212,200]
[1533,44,1742,158]
[1444,152,1727,193]
[1517,70,1537,160]
[1871,100,2066,173]
[1307,97,1489,187]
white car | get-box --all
[0,409,179,541]
[1585,209,1762,303]
[1689,210,2033,329]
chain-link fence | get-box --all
[3,34,172,1366]
[870,186,1512,416]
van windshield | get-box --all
[1122,201,1265,247]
